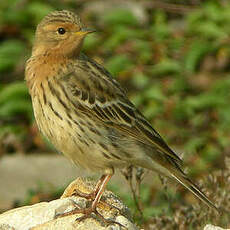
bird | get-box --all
[25,10,218,218]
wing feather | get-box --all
[61,56,182,165]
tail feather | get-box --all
[171,171,219,213]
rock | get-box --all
[204,224,230,230]
[0,178,139,230]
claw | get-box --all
[92,208,124,227]
[56,205,123,227]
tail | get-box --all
[170,169,219,213]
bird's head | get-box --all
[32,10,95,57]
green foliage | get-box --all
[150,59,182,76]
[0,40,25,72]
[183,40,215,73]
[83,34,101,51]
[105,54,134,76]
[102,8,139,27]
[151,11,171,41]
[0,82,32,145]
[187,2,230,40]
[0,82,32,120]
[103,26,144,51]
[26,2,54,25]
[133,40,152,63]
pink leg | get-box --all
[56,174,113,219]
[91,174,112,210]
[56,173,124,226]
[71,174,108,200]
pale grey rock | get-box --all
[204,224,230,230]
[0,178,139,230]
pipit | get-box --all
[25,10,218,219]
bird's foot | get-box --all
[55,203,123,227]
[76,207,123,227]
[71,189,121,213]
[55,205,93,219]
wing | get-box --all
[60,55,182,165]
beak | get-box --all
[75,28,96,36]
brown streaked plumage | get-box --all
[25,10,219,218]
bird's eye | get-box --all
[57,28,66,35]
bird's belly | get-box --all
[32,95,125,172]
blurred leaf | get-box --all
[202,144,220,162]
[0,99,32,118]
[168,37,185,52]
[102,8,139,26]
[105,54,133,76]
[203,1,226,23]
[142,85,166,118]
[144,85,166,101]
[26,2,54,25]
[186,2,230,40]
[184,40,214,73]
[151,11,170,41]
[195,22,227,39]
[186,93,225,109]
[0,0,30,25]
[169,77,190,94]
[0,82,29,104]
[134,39,152,63]
[143,101,164,119]
[150,59,181,76]
[0,82,32,120]
[131,72,149,89]
[184,136,206,154]
[0,124,26,137]
[83,33,101,51]
[0,40,25,72]
[103,26,143,50]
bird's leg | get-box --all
[73,174,112,222]
[74,173,124,227]
[88,174,112,212]
[71,174,121,213]
[71,175,107,200]
[55,174,115,222]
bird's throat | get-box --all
[25,54,69,96]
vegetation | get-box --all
[0,0,230,228]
